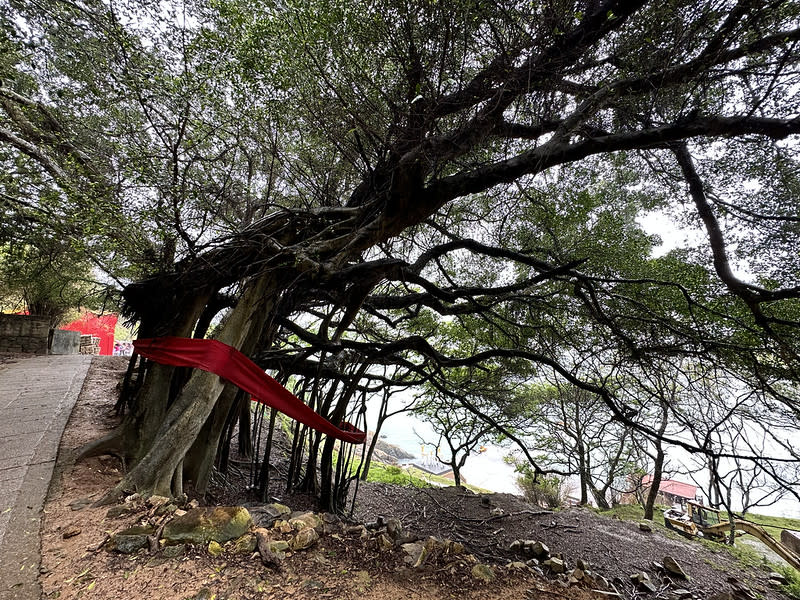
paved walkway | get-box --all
[0,355,91,600]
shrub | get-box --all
[517,472,568,508]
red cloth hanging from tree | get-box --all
[133,337,365,444]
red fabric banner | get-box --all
[133,337,365,444]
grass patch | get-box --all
[597,504,655,522]
[355,461,491,493]
[732,513,800,544]
[698,537,768,570]
[775,565,800,600]
[358,463,432,488]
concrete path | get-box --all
[0,355,91,600]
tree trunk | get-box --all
[576,438,589,505]
[182,383,241,495]
[238,400,253,458]
[102,275,276,502]
[643,446,665,520]
[590,482,610,510]
[257,408,278,501]
[118,291,211,465]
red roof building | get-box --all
[641,475,698,504]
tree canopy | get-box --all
[2,0,800,511]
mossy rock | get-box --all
[289,512,323,532]
[232,533,257,555]
[471,563,495,582]
[162,506,252,545]
[108,525,155,554]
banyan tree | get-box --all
[2,0,800,511]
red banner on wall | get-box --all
[61,313,118,355]
[133,337,365,444]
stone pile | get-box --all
[102,496,768,600]
[105,495,335,567]
[79,334,100,354]
[102,495,508,585]
[503,535,733,599]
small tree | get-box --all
[414,392,495,488]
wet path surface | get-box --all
[0,355,90,600]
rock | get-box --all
[365,515,386,530]
[651,561,664,572]
[303,579,326,590]
[507,540,522,553]
[250,503,291,528]
[68,497,93,511]
[290,527,319,551]
[508,561,528,570]
[191,588,213,600]
[386,518,404,541]
[147,495,171,508]
[631,571,659,593]
[289,512,323,532]
[162,506,252,545]
[162,544,186,558]
[269,540,290,553]
[472,563,495,582]
[254,528,283,567]
[576,558,588,571]
[107,525,155,554]
[174,509,187,517]
[727,576,758,600]
[345,524,368,536]
[106,505,134,519]
[663,555,688,579]
[490,507,505,516]
[376,533,394,551]
[156,503,178,517]
[781,529,800,554]
[525,540,550,559]
[571,568,584,581]
[444,539,465,555]
[401,542,426,567]
[274,520,294,534]
[639,579,658,593]
[639,522,653,532]
[208,540,224,556]
[544,557,566,573]
[768,572,788,585]
[62,526,81,539]
[232,533,257,554]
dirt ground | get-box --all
[39,356,791,600]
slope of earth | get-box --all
[39,357,792,600]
